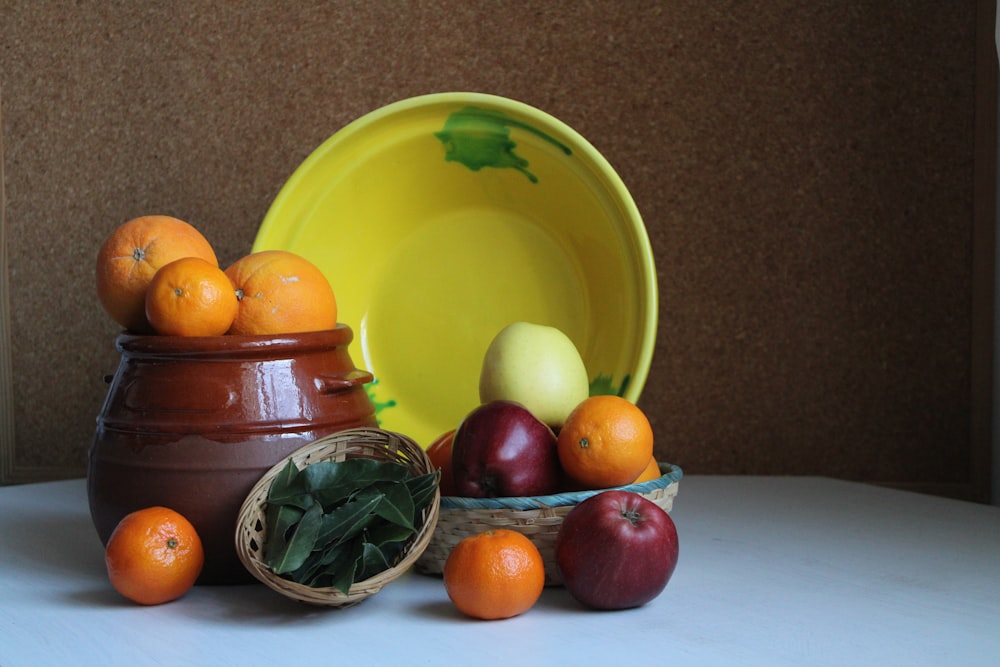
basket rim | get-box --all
[439,461,683,510]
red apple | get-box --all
[555,490,679,610]
[451,400,561,497]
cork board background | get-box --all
[1,1,994,501]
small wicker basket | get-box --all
[414,463,681,586]
[235,427,440,607]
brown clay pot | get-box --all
[88,326,378,584]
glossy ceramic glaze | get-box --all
[253,92,657,448]
[87,326,377,584]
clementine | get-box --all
[224,250,337,336]
[632,456,661,484]
[426,429,457,496]
[96,215,218,333]
[443,529,545,620]
[104,506,204,605]
[145,257,238,336]
[557,395,654,489]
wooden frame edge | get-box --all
[971,0,997,504]
[0,82,18,485]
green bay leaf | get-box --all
[406,471,441,511]
[301,458,409,509]
[325,537,366,594]
[270,502,323,575]
[266,460,313,509]
[373,481,414,530]
[358,541,391,581]
[314,492,382,546]
[364,519,415,546]
[262,457,441,590]
[263,504,305,571]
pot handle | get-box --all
[315,369,374,394]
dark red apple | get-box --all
[555,490,679,610]
[451,400,561,497]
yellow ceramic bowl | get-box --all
[253,93,657,447]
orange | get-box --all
[224,250,337,336]
[96,215,219,333]
[104,506,204,605]
[144,257,239,336]
[426,429,457,496]
[632,456,661,484]
[557,395,654,489]
[443,529,544,620]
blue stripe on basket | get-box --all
[439,462,683,510]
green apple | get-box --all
[479,321,590,428]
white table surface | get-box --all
[1,475,998,666]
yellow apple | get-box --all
[478,321,590,428]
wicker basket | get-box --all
[235,427,440,607]
[414,463,681,586]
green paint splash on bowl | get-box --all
[589,373,631,398]
[365,379,397,425]
[435,106,571,183]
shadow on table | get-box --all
[401,578,587,621]
[188,572,589,625]
[7,510,592,621]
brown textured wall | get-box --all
[0,1,993,499]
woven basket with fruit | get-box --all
[414,321,682,606]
